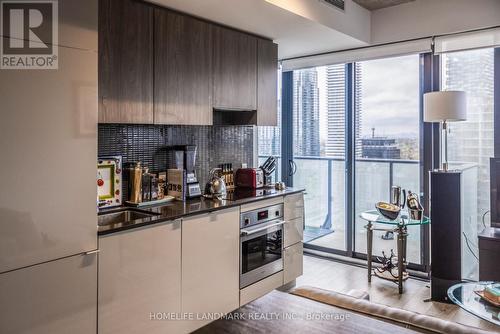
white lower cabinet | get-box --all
[182,207,240,333]
[283,242,303,284]
[283,192,304,285]
[0,253,97,334]
[284,192,304,221]
[98,221,182,334]
[240,271,283,306]
[284,216,304,248]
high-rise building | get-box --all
[258,127,280,156]
[361,129,401,159]
[443,49,494,225]
[325,64,362,158]
[293,69,320,156]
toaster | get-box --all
[235,168,264,189]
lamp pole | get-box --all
[442,120,448,172]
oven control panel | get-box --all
[240,203,283,228]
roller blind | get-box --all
[434,28,500,54]
[281,38,432,71]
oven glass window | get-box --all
[241,229,282,274]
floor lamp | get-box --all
[424,91,467,302]
[423,91,467,171]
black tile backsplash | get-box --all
[98,124,255,199]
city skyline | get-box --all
[259,55,420,160]
[443,48,494,227]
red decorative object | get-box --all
[97,179,104,187]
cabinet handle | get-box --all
[240,220,285,236]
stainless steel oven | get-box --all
[240,204,284,288]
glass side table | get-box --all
[448,282,500,327]
[359,210,430,294]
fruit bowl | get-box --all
[375,202,401,220]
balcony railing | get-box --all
[258,155,421,260]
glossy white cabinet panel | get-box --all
[182,207,240,332]
[284,216,304,248]
[0,253,97,334]
[0,41,98,273]
[98,221,182,334]
[239,271,283,306]
[284,192,304,221]
[284,242,303,284]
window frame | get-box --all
[277,48,500,273]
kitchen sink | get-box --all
[98,208,160,226]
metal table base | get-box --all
[366,222,408,294]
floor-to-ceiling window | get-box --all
[279,55,423,260]
[441,48,494,225]
[353,54,422,265]
[440,48,495,280]
[290,65,347,251]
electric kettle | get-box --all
[204,168,227,198]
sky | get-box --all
[317,54,420,141]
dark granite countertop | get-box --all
[98,188,304,236]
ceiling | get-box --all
[146,0,368,59]
[352,0,415,11]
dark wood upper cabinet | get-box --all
[98,0,154,124]
[154,10,213,125]
[98,1,277,126]
[257,38,278,126]
[213,26,257,111]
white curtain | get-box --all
[281,38,432,71]
[434,28,500,54]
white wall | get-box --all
[371,0,500,44]
[267,0,371,43]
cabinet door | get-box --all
[0,253,97,334]
[284,192,305,222]
[98,221,182,334]
[182,207,240,332]
[154,9,212,125]
[284,242,303,284]
[99,0,153,123]
[284,217,304,248]
[257,38,278,126]
[0,42,97,273]
[213,26,257,111]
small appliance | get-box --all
[97,156,122,208]
[204,168,227,199]
[240,204,284,288]
[235,168,264,189]
[168,145,201,198]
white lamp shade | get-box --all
[424,91,467,122]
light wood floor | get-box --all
[296,254,499,332]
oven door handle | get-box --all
[240,220,285,236]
